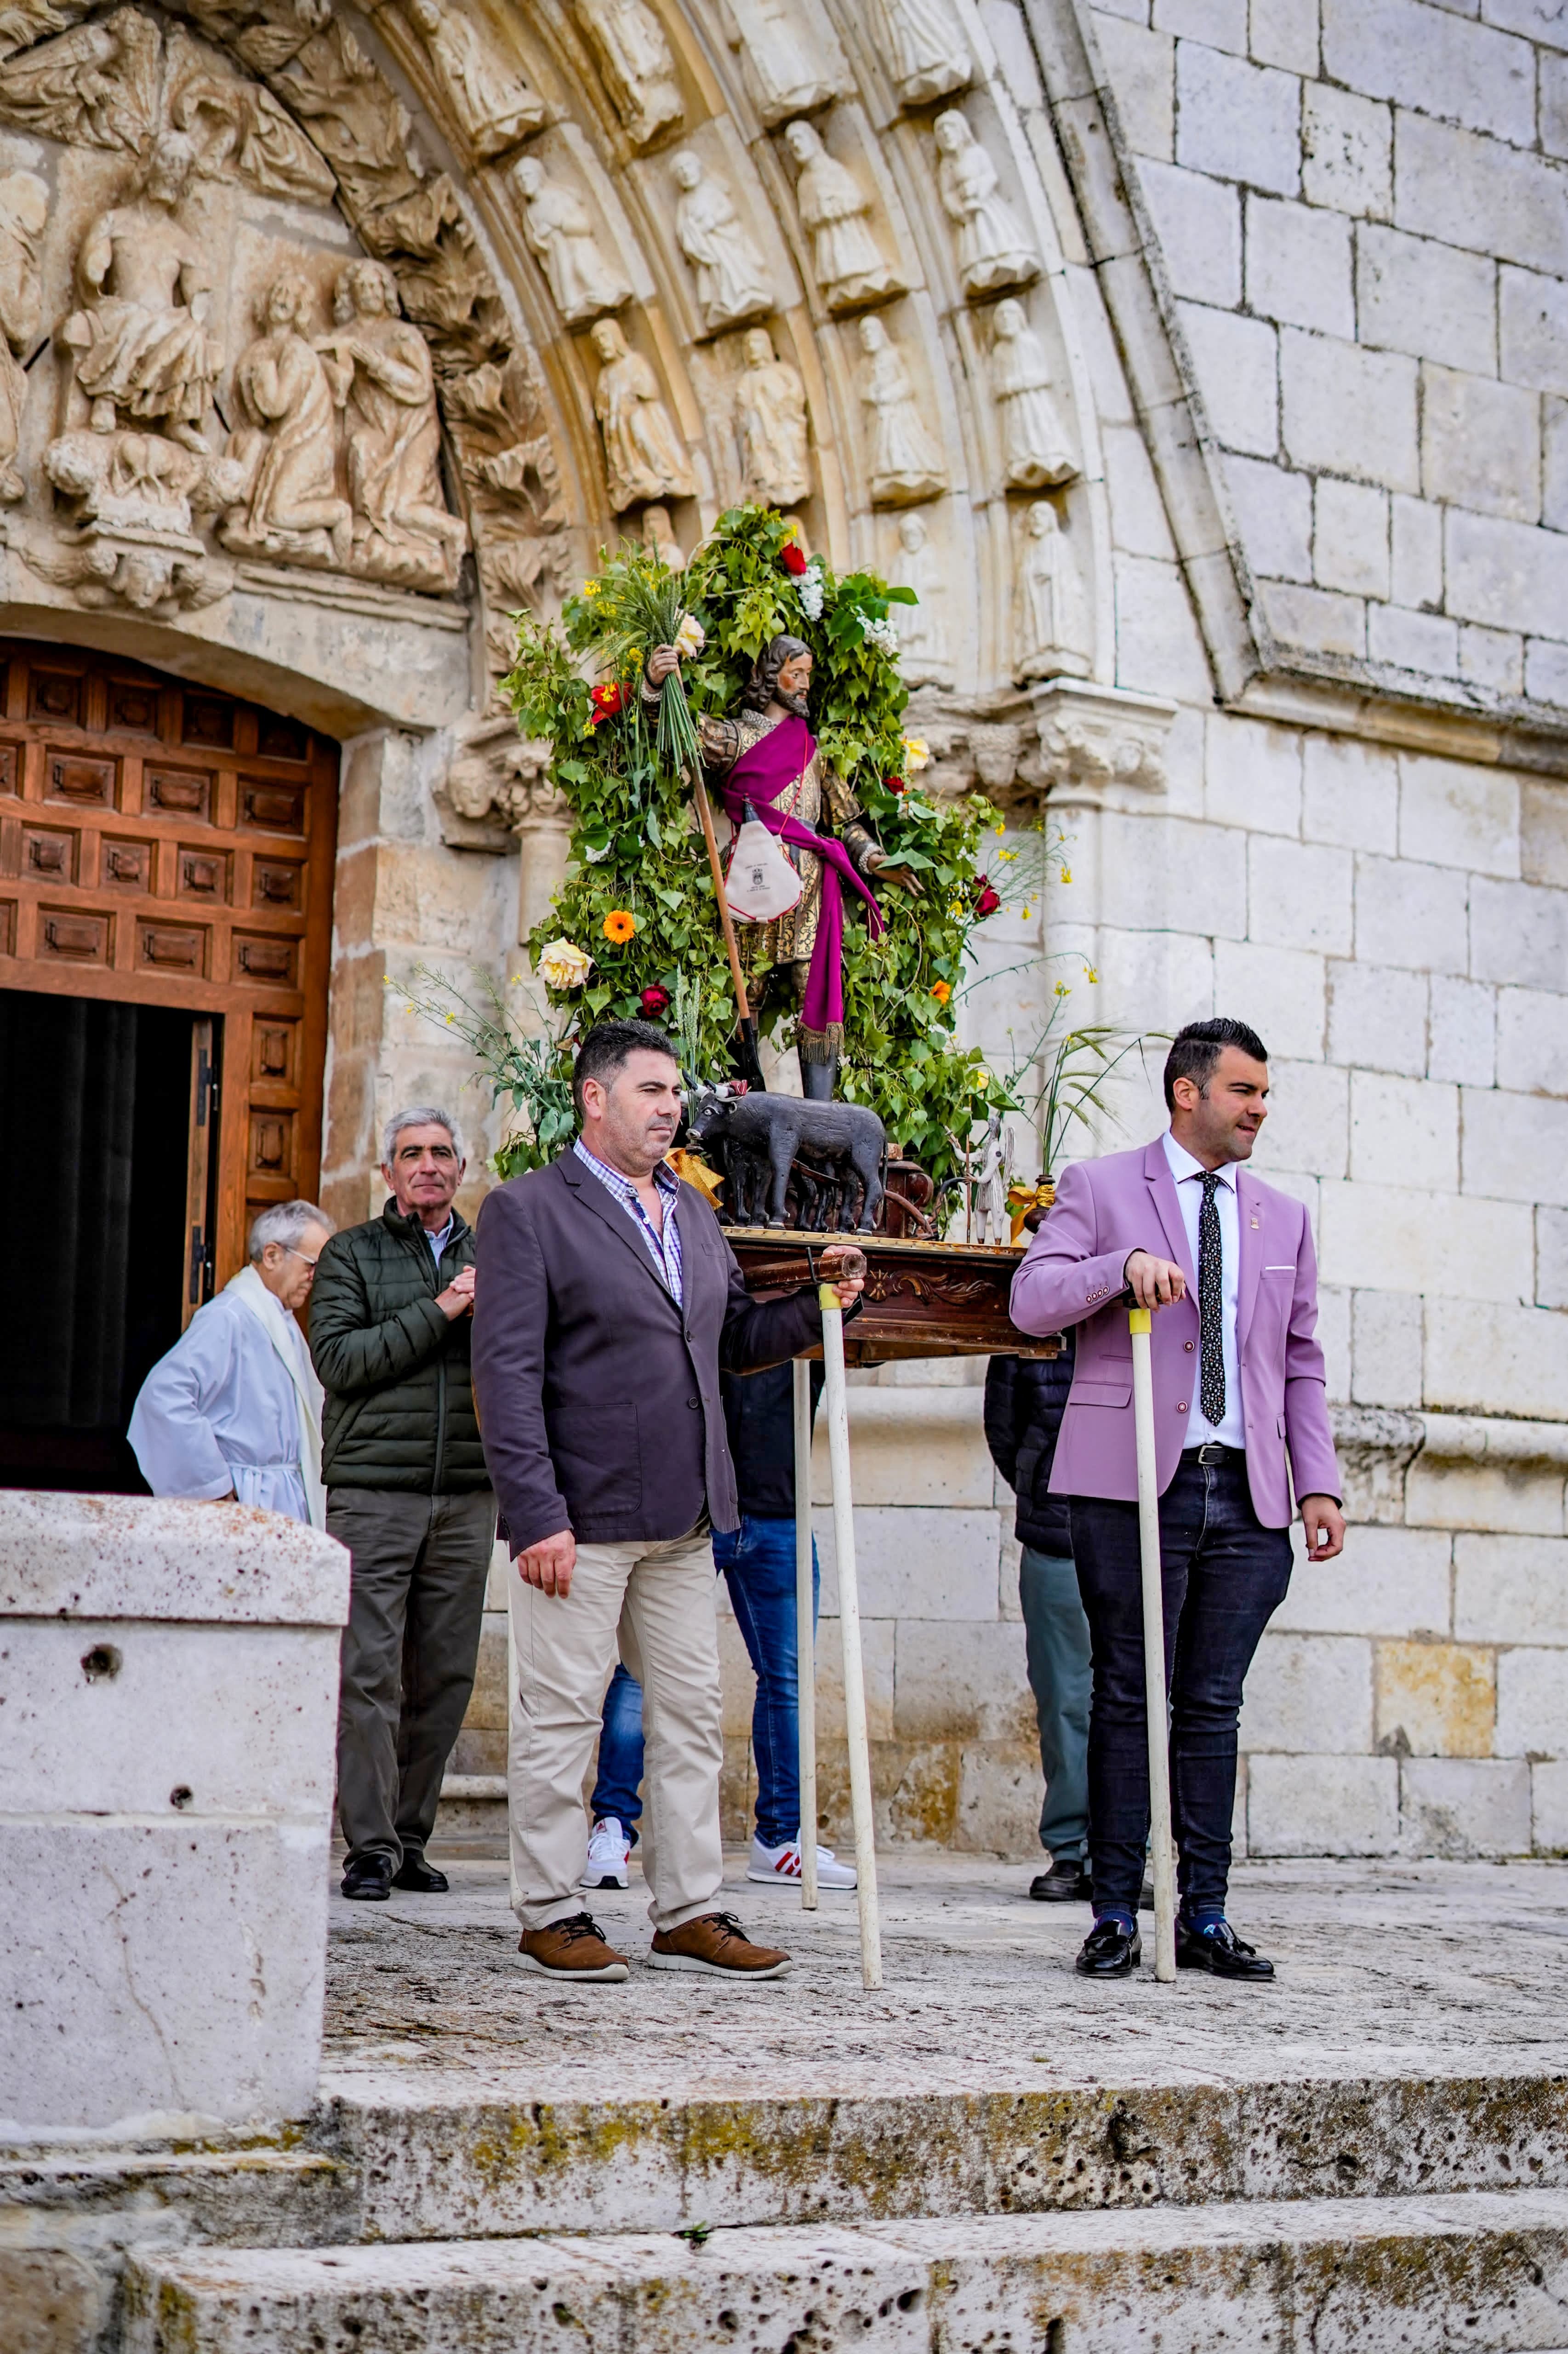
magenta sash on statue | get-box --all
[718,714,884,1035]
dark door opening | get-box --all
[0,988,213,1491]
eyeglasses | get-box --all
[281,1246,320,1269]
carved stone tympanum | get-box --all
[222,269,351,566]
[404,0,543,160]
[0,169,45,503]
[857,312,944,504]
[590,314,694,508]
[991,297,1075,489]
[515,152,631,323]
[784,119,893,312]
[317,258,468,591]
[576,0,683,147]
[672,148,771,332]
[934,108,1036,297]
[735,324,809,506]
[63,129,219,452]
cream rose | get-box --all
[538,937,593,990]
[673,612,706,659]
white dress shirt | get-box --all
[1161,1128,1245,1450]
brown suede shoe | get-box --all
[518,1911,629,1981]
[647,1910,790,1979]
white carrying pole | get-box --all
[793,1357,819,1910]
[819,1286,882,1988]
[1129,1306,1177,1983]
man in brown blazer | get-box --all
[472,1019,862,1983]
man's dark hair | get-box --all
[741,633,810,712]
[1162,1016,1268,1110]
[572,1018,679,1119]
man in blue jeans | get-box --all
[582,1359,857,1891]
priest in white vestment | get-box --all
[128,1199,335,1527]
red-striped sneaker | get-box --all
[747,1834,856,1889]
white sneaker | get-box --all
[747,1834,857,1889]
[579,1817,631,1890]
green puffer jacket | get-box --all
[309,1203,489,1493]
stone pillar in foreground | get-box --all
[0,1495,348,2135]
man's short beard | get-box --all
[776,684,810,717]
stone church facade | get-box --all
[0,0,1562,1859]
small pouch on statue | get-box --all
[723,801,802,923]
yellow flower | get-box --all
[539,937,593,989]
[998,848,1017,863]
[581,579,600,598]
[995,821,1006,836]
[902,735,930,772]
[1055,981,1071,996]
[931,980,952,1004]
[1060,865,1072,884]
[1086,965,1099,983]
[603,908,637,943]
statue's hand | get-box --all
[646,644,680,683]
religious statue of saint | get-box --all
[726,0,841,121]
[933,109,1037,297]
[643,633,920,1095]
[871,0,969,103]
[783,119,893,310]
[62,131,222,453]
[405,0,543,159]
[857,313,945,505]
[514,154,630,324]
[889,509,950,684]
[576,0,683,146]
[222,269,352,566]
[1014,497,1086,680]
[642,501,686,570]
[317,257,468,590]
[672,149,772,332]
[0,170,44,503]
[589,315,695,508]
[991,297,1076,488]
[735,325,810,505]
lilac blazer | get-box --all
[1009,1139,1341,1528]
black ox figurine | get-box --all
[689,1086,887,1233]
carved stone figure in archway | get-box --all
[405,0,543,160]
[642,502,686,569]
[735,324,809,505]
[730,0,841,122]
[515,153,630,324]
[889,509,950,683]
[783,119,892,311]
[933,109,1036,297]
[991,297,1075,489]
[1015,498,1087,680]
[318,257,467,590]
[872,0,969,103]
[672,149,771,332]
[0,169,45,503]
[576,0,683,147]
[590,315,694,509]
[62,131,221,453]
[857,313,944,505]
[222,269,351,566]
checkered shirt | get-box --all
[573,1138,684,1304]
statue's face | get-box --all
[268,279,301,326]
[518,159,541,196]
[858,316,882,354]
[776,649,812,704]
[935,111,964,152]
[785,122,815,164]
[592,320,622,361]
[744,329,772,366]
[673,153,700,189]
[147,146,190,204]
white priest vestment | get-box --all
[127,1265,326,1527]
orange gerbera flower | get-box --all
[931,980,952,1004]
[602,908,637,943]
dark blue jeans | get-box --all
[1070,1451,1292,1920]
[1019,1548,1092,1863]
[589,1513,820,1850]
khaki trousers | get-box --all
[507,1520,724,1933]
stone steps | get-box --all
[122,2186,1568,2351]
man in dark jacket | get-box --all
[984,1335,1093,1902]
[472,1020,862,1986]
[310,1106,494,1903]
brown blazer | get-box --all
[471,1151,826,1554]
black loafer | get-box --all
[1175,1917,1274,1980]
[391,1855,449,1893]
[1030,1859,1092,1903]
[341,1856,393,1902]
[1075,1919,1141,1977]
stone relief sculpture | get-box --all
[991,297,1075,489]
[871,0,969,104]
[642,501,685,569]
[317,257,468,590]
[1015,498,1087,681]
[735,324,809,506]
[856,312,944,505]
[934,108,1036,297]
[515,153,630,324]
[61,129,220,452]
[221,269,351,566]
[590,314,694,509]
[672,148,771,333]
[783,119,893,312]
[0,169,45,503]
[889,509,949,683]
[403,0,543,160]
[723,0,841,124]
[576,0,683,148]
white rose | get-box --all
[673,612,706,659]
[538,937,593,990]
[903,735,931,772]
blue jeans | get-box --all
[589,1513,819,1849]
[1070,1451,1292,1921]
[1019,1548,1092,1863]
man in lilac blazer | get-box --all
[1010,1017,1344,1984]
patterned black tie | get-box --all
[1198,1170,1226,1428]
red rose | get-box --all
[589,681,625,727]
[780,541,808,576]
[974,882,1002,918]
[639,984,671,1016]
[884,773,906,795]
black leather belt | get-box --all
[1192,1441,1245,1464]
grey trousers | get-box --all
[1020,1545,1093,1863]
[330,1486,496,1868]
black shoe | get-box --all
[1175,1917,1275,1980]
[1075,1919,1141,1977]
[341,1855,393,1902]
[391,1855,449,1893]
[1030,1858,1092,1903]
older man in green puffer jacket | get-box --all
[310,1106,495,1903]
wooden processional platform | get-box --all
[727,1230,1061,1365]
